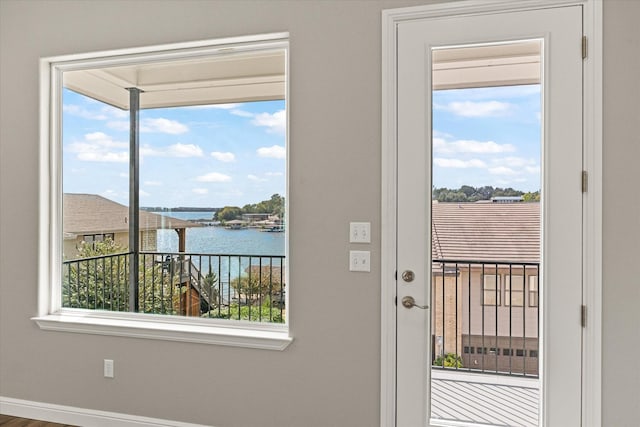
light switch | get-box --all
[350,222,371,243]
[349,250,370,272]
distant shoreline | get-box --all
[141,207,220,213]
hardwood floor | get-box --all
[0,414,76,427]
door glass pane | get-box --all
[430,40,542,427]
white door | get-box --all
[396,5,583,427]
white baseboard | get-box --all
[0,396,213,427]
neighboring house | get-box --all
[63,193,196,260]
[431,201,540,375]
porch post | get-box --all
[128,87,142,312]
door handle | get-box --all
[401,296,429,310]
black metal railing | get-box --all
[431,259,539,377]
[62,252,285,323]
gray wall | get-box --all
[0,1,637,426]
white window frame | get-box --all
[504,274,525,307]
[34,33,292,351]
[482,273,501,306]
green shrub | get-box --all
[434,353,463,368]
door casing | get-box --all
[380,1,603,426]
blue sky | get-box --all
[63,83,541,208]
[63,89,286,208]
[432,84,541,192]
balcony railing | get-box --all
[62,251,285,323]
[431,259,539,378]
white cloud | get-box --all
[77,152,128,162]
[257,145,286,159]
[525,165,541,174]
[119,172,128,178]
[141,118,189,134]
[66,132,129,163]
[195,172,232,183]
[247,174,267,182]
[434,138,516,155]
[211,151,236,162]
[183,103,241,110]
[63,104,128,121]
[141,143,204,158]
[63,104,108,120]
[265,172,284,177]
[192,188,209,194]
[144,180,162,186]
[230,109,254,118]
[488,166,518,175]
[140,190,151,197]
[433,158,487,168]
[252,110,286,134]
[106,121,130,131]
[436,101,513,117]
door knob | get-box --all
[401,270,415,282]
[401,296,428,310]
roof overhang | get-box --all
[63,49,286,110]
[432,40,541,90]
[62,39,538,111]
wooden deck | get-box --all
[431,370,539,427]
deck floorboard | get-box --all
[431,370,539,427]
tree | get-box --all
[230,265,284,304]
[63,239,176,314]
[216,206,242,222]
[523,191,540,202]
[200,271,220,313]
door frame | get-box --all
[380,1,602,426]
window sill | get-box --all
[32,310,292,350]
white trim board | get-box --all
[0,397,212,427]
[380,1,602,426]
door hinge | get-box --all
[581,305,587,328]
[582,35,588,59]
[582,170,588,193]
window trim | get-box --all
[482,273,501,306]
[529,275,539,307]
[504,274,524,307]
[35,33,292,350]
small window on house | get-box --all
[503,348,514,356]
[529,275,539,307]
[39,34,292,349]
[505,274,524,306]
[530,350,538,358]
[516,349,525,357]
[482,274,501,305]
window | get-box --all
[36,34,292,350]
[503,348,514,356]
[529,275,539,307]
[482,274,501,305]
[505,274,524,306]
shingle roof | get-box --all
[63,193,197,235]
[432,202,540,263]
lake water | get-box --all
[156,211,285,256]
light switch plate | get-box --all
[349,250,370,272]
[350,222,371,243]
